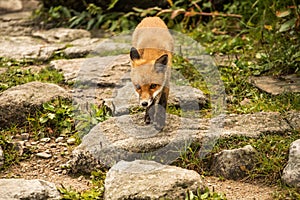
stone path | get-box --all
[0,2,299,200]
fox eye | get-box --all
[150,84,158,89]
[135,84,141,90]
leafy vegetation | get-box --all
[185,187,226,200]
[59,170,106,199]
[0,58,64,92]
[174,130,300,198]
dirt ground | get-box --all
[0,136,278,200]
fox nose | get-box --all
[141,101,148,107]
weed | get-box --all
[185,187,227,200]
[74,103,111,141]
[0,131,31,170]
[59,169,106,200]
[26,98,75,139]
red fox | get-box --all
[130,17,173,129]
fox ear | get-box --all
[154,54,168,73]
[130,47,140,61]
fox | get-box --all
[130,17,174,129]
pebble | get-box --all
[55,137,64,143]
[50,143,57,148]
[25,141,31,147]
[40,137,51,143]
[78,175,84,181]
[31,141,39,145]
[36,152,52,159]
[67,138,76,145]
[58,142,68,146]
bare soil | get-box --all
[0,135,278,200]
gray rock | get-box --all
[0,81,69,128]
[55,137,64,143]
[22,0,39,11]
[63,37,103,58]
[104,160,205,200]
[249,75,300,95]
[50,58,83,82]
[67,138,76,145]
[0,0,22,13]
[0,36,65,61]
[211,145,258,180]
[169,84,208,109]
[77,114,208,166]
[72,113,208,168]
[222,112,291,137]
[282,139,300,188]
[62,149,103,174]
[32,28,91,43]
[0,179,60,199]
[40,137,51,143]
[0,11,33,37]
[286,111,300,130]
[0,146,3,168]
[50,55,130,84]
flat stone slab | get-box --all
[0,179,60,200]
[0,36,65,61]
[286,111,300,130]
[63,37,104,58]
[68,111,296,172]
[249,75,300,95]
[50,55,130,83]
[0,0,22,13]
[32,28,91,43]
[0,81,70,128]
[222,112,291,137]
[75,113,208,167]
[104,160,205,200]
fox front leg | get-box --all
[144,106,151,124]
[153,91,168,130]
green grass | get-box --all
[59,170,106,200]
[177,131,300,184]
[0,60,64,92]
[0,133,31,171]
[185,187,226,200]
[174,130,300,198]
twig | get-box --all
[185,11,242,18]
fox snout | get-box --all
[140,98,153,107]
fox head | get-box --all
[130,47,169,108]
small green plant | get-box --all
[27,98,75,139]
[59,169,106,200]
[185,187,226,200]
[0,131,31,170]
[74,103,111,140]
[273,187,300,200]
